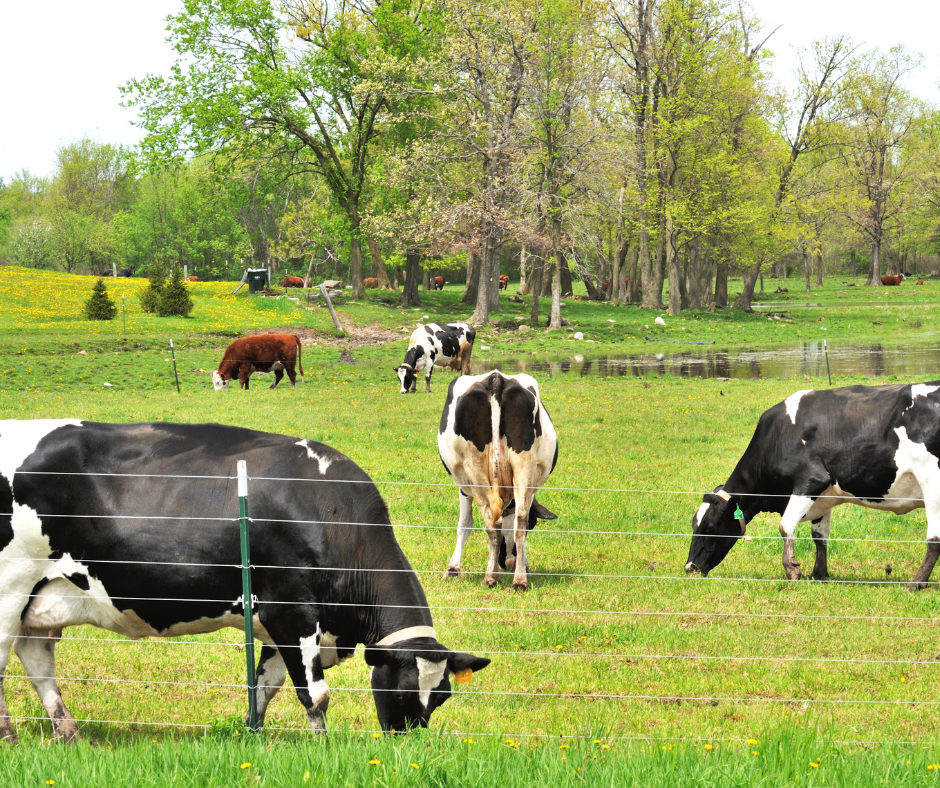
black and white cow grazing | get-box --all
[686,382,940,590]
[0,420,489,742]
[438,371,558,590]
[394,323,475,394]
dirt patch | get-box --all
[245,321,403,349]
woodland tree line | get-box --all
[2,0,940,325]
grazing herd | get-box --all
[7,269,940,743]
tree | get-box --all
[84,278,118,320]
[139,263,166,314]
[158,267,195,317]
[124,0,436,298]
[839,46,924,285]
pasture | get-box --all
[2,267,940,784]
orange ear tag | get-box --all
[454,668,473,684]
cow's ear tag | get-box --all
[733,504,743,520]
[454,668,473,684]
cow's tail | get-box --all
[295,335,305,383]
[489,385,504,524]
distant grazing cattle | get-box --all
[602,277,628,291]
[186,276,199,282]
[282,276,305,288]
[394,323,475,394]
[213,334,304,391]
[916,280,926,286]
[101,268,134,278]
[0,419,489,741]
[686,382,940,590]
[881,274,905,286]
[498,275,509,290]
[364,278,379,288]
[439,371,559,590]
[434,276,445,290]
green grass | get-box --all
[3,267,940,784]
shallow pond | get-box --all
[473,342,940,381]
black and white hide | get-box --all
[394,323,475,394]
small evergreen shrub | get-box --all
[157,266,194,317]
[84,278,118,320]
[139,263,166,314]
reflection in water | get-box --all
[473,342,940,380]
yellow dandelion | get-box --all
[560,744,569,750]
[810,762,819,768]
[239,763,251,770]
[368,759,380,765]
[46,782,55,786]
[752,751,759,756]
[463,738,475,744]
[602,744,610,750]
[704,744,714,751]
[411,763,420,769]
[593,739,602,744]
[372,733,381,739]
[747,738,758,745]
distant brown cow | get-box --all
[917,280,926,286]
[364,278,379,288]
[213,335,304,391]
[282,275,305,288]
[498,275,509,290]
[186,276,199,282]
[602,277,629,291]
[434,276,445,290]
[881,274,905,286]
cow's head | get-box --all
[393,364,416,394]
[364,638,490,732]
[212,370,230,391]
[685,487,746,576]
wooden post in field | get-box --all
[320,283,344,334]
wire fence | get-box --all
[2,466,938,744]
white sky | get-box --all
[1,0,938,184]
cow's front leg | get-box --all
[810,512,831,581]
[270,368,285,389]
[0,633,18,743]
[909,490,940,590]
[250,644,288,728]
[444,491,474,578]
[779,494,818,581]
[14,627,78,742]
[425,366,434,393]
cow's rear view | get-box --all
[438,371,558,589]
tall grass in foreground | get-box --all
[5,728,940,787]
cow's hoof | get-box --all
[52,723,79,744]
[444,567,460,579]
[784,568,802,581]
[483,576,499,588]
[810,570,829,581]
[512,581,528,592]
[907,581,929,592]
[0,732,19,746]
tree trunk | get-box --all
[559,253,573,297]
[519,246,528,295]
[850,249,857,277]
[487,242,501,312]
[469,235,494,325]
[714,263,728,308]
[686,238,703,309]
[867,240,881,285]
[816,251,823,286]
[596,251,607,300]
[424,267,432,290]
[528,253,544,325]
[398,248,422,306]
[303,248,319,288]
[462,249,480,304]
[366,239,392,288]
[733,263,761,311]
[349,237,364,298]
[574,250,601,300]
[803,249,811,292]
[666,215,681,315]
[627,246,639,303]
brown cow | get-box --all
[186,276,199,282]
[434,276,445,290]
[213,335,304,391]
[881,274,905,286]
[602,277,629,291]
[282,275,305,288]
[916,280,926,285]
[498,275,509,290]
[364,278,379,288]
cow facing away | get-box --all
[686,383,940,590]
[282,275,305,288]
[214,334,304,391]
[0,420,489,741]
[882,274,905,286]
[394,323,475,394]
[438,371,559,590]
[433,276,445,290]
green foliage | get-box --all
[157,266,194,317]
[7,220,55,269]
[138,263,166,314]
[84,278,118,320]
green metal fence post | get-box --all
[237,460,259,732]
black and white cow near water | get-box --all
[438,371,558,590]
[394,323,475,394]
[0,420,489,742]
[685,382,940,590]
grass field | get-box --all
[2,267,940,785]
